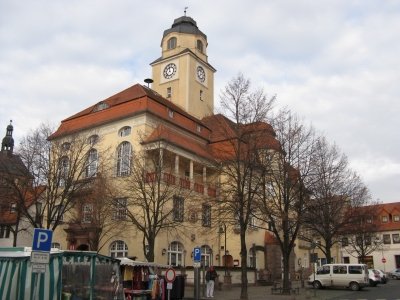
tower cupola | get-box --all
[2,120,14,155]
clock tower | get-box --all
[150,16,216,120]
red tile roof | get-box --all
[49,84,211,140]
[0,185,45,224]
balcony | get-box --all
[180,178,191,190]
[146,172,156,183]
[194,183,204,194]
[208,187,216,197]
[163,172,176,185]
[144,172,216,197]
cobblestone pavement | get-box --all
[183,281,358,300]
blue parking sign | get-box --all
[194,247,201,262]
[32,228,53,252]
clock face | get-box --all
[196,66,206,82]
[163,63,177,79]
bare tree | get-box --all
[301,136,373,263]
[342,203,389,264]
[13,122,111,231]
[65,173,128,252]
[121,124,201,262]
[259,109,317,291]
[205,73,276,300]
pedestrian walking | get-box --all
[206,266,218,298]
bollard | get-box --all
[305,289,310,299]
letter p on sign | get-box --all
[32,228,53,252]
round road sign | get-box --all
[382,258,386,263]
[165,267,176,283]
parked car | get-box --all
[308,264,369,291]
[376,269,388,284]
[368,269,381,286]
[389,268,400,280]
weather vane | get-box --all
[184,7,188,16]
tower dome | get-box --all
[2,120,14,153]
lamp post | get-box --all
[217,224,228,275]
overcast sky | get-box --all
[1,1,399,203]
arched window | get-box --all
[88,135,99,146]
[84,149,98,178]
[62,142,71,152]
[248,246,257,268]
[116,142,132,176]
[197,40,203,52]
[118,126,131,137]
[168,241,185,266]
[110,240,128,258]
[59,156,69,186]
[167,37,177,50]
[201,245,212,267]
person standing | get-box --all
[206,266,218,298]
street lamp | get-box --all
[218,223,227,275]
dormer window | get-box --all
[118,127,131,137]
[93,102,109,112]
[394,215,399,222]
[382,215,388,223]
[168,109,174,118]
[167,37,177,50]
[197,40,203,52]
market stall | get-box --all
[0,247,125,300]
[118,257,169,300]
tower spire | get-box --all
[1,120,14,155]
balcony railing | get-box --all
[208,187,216,197]
[180,178,191,190]
[144,172,216,197]
[146,172,156,183]
[163,172,176,185]
[194,183,204,194]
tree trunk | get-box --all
[240,229,248,300]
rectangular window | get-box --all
[168,109,174,118]
[5,227,11,238]
[173,195,184,222]
[393,234,400,244]
[382,215,388,223]
[356,237,362,245]
[114,198,127,220]
[196,124,201,132]
[82,203,93,223]
[341,237,348,247]
[56,205,64,222]
[365,236,371,245]
[202,204,211,227]
[266,181,276,196]
[383,234,391,244]
[394,215,399,222]
[10,203,16,214]
[250,210,258,230]
[167,87,172,98]
[366,217,372,224]
[0,225,4,238]
[200,90,203,101]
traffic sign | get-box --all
[194,261,201,268]
[382,258,386,263]
[194,247,201,262]
[32,264,46,273]
[32,228,53,252]
[31,251,50,264]
[165,267,176,283]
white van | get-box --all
[308,264,369,291]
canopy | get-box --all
[118,257,169,269]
